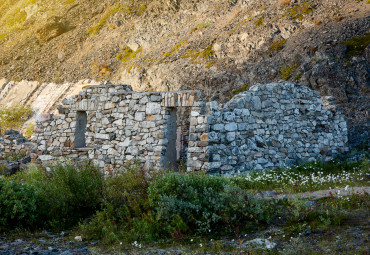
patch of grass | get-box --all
[255,18,263,28]
[164,41,186,56]
[230,84,249,98]
[0,104,33,134]
[5,10,27,30]
[127,63,135,73]
[116,46,143,62]
[341,33,370,58]
[181,49,200,61]
[24,123,35,139]
[3,151,27,161]
[137,4,147,16]
[200,45,215,58]
[87,3,122,37]
[283,3,313,20]
[268,39,287,54]
[190,20,213,34]
[231,158,369,193]
[64,0,76,5]
[0,33,6,41]
[205,60,216,69]
[279,62,298,80]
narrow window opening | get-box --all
[74,111,87,148]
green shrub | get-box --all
[0,178,42,229]
[279,62,298,80]
[19,161,104,229]
[341,33,370,58]
[116,46,143,62]
[268,39,287,54]
[0,104,33,134]
[80,164,159,243]
[283,3,313,20]
[148,172,272,235]
[200,45,215,58]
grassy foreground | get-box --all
[0,155,369,254]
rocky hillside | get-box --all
[0,0,369,146]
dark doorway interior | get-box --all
[74,111,87,148]
[164,108,177,169]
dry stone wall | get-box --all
[0,81,349,173]
[187,82,348,174]
[32,84,198,170]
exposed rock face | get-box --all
[3,81,346,173]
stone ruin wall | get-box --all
[31,84,198,170]
[1,81,349,173]
[187,82,348,174]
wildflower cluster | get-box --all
[231,160,369,193]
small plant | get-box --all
[190,20,213,33]
[284,3,313,20]
[0,33,6,41]
[0,104,33,134]
[268,39,287,54]
[255,18,263,28]
[24,123,35,139]
[230,84,249,98]
[279,62,298,80]
[341,33,370,58]
[205,60,216,69]
[164,41,186,56]
[87,3,122,37]
[181,49,200,61]
[137,4,147,16]
[200,45,215,58]
[116,46,143,62]
[3,151,27,161]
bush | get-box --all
[148,172,272,235]
[0,104,33,134]
[80,164,159,243]
[18,161,104,229]
[0,177,42,229]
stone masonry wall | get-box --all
[1,81,347,173]
[186,82,348,174]
[32,84,198,170]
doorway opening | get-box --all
[163,108,178,169]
